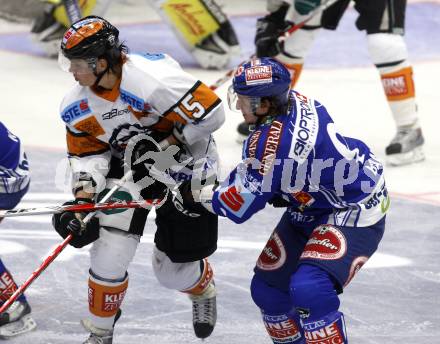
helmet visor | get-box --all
[58,52,96,75]
[227,85,240,112]
[227,85,261,114]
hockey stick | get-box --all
[62,0,82,23]
[0,170,135,314]
[209,0,339,91]
[0,199,162,218]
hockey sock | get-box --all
[0,260,26,304]
[380,65,418,127]
[182,259,214,295]
[303,311,347,343]
[251,274,305,343]
[87,270,128,329]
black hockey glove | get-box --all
[268,194,291,208]
[131,136,174,200]
[52,198,100,248]
[255,2,291,58]
[174,180,218,214]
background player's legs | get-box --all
[31,0,108,57]
[368,33,424,165]
[237,9,320,141]
[152,247,217,339]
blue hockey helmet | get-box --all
[228,58,291,115]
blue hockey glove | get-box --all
[294,0,321,15]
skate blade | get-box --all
[0,315,37,339]
[386,146,425,167]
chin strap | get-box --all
[93,67,109,87]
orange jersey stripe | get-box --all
[67,128,109,157]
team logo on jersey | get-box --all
[259,120,283,175]
[257,232,287,271]
[218,185,254,217]
[245,65,273,85]
[300,225,347,260]
[292,191,315,210]
[344,256,369,287]
[247,130,261,158]
[288,92,319,163]
[120,89,146,112]
[102,108,130,120]
[61,99,91,123]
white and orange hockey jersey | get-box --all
[59,52,225,190]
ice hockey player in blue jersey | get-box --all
[0,121,36,339]
[182,58,389,343]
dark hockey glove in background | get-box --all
[268,194,291,208]
[52,198,100,248]
[294,0,321,15]
[255,2,291,57]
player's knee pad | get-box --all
[152,247,212,291]
[282,27,320,60]
[367,33,408,67]
[290,264,340,320]
[303,311,347,343]
[251,274,305,343]
[87,270,128,329]
[90,228,140,280]
[251,274,292,314]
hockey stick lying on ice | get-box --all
[0,170,147,313]
[209,0,340,91]
[0,198,162,218]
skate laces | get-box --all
[190,284,216,325]
[83,332,113,344]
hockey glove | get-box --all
[255,2,291,58]
[294,0,321,15]
[52,198,100,248]
[174,179,218,213]
[132,136,172,200]
[268,194,291,208]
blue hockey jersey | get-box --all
[0,122,30,200]
[212,91,388,227]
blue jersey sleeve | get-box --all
[211,119,286,223]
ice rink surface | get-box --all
[0,0,439,343]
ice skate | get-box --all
[81,309,121,344]
[0,300,36,339]
[385,126,425,166]
[189,281,217,339]
[81,320,114,344]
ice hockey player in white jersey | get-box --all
[51,15,224,343]
[31,0,240,69]
[236,0,424,166]
[0,121,37,339]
